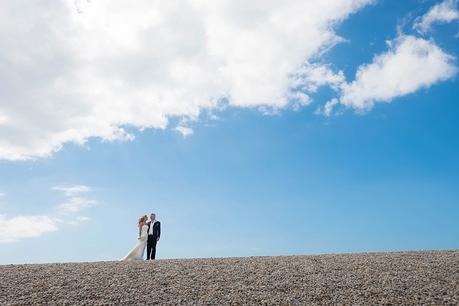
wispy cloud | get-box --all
[54,184,97,214]
[0,215,58,243]
[414,0,459,33]
[69,216,91,226]
[0,184,97,243]
[58,197,97,213]
[52,185,91,197]
[316,98,339,117]
[175,126,194,138]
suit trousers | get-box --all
[147,235,157,260]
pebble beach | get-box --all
[0,250,457,305]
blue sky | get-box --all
[0,0,458,264]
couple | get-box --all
[122,213,161,261]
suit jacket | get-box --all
[147,221,161,238]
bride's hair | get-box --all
[138,215,147,227]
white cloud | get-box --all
[414,0,459,33]
[76,216,90,222]
[0,215,58,243]
[69,216,90,225]
[57,197,97,213]
[54,185,97,213]
[52,185,91,197]
[0,192,4,197]
[0,184,96,243]
[316,98,340,117]
[175,125,194,138]
[0,0,374,160]
[291,64,345,93]
[336,35,457,111]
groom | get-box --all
[146,213,161,260]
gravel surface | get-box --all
[0,250,457,305]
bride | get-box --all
[121,215,148,261]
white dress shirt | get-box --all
[148,220,156,235]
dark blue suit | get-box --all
[146,221,161,260]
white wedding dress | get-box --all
[121,224,148,261]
